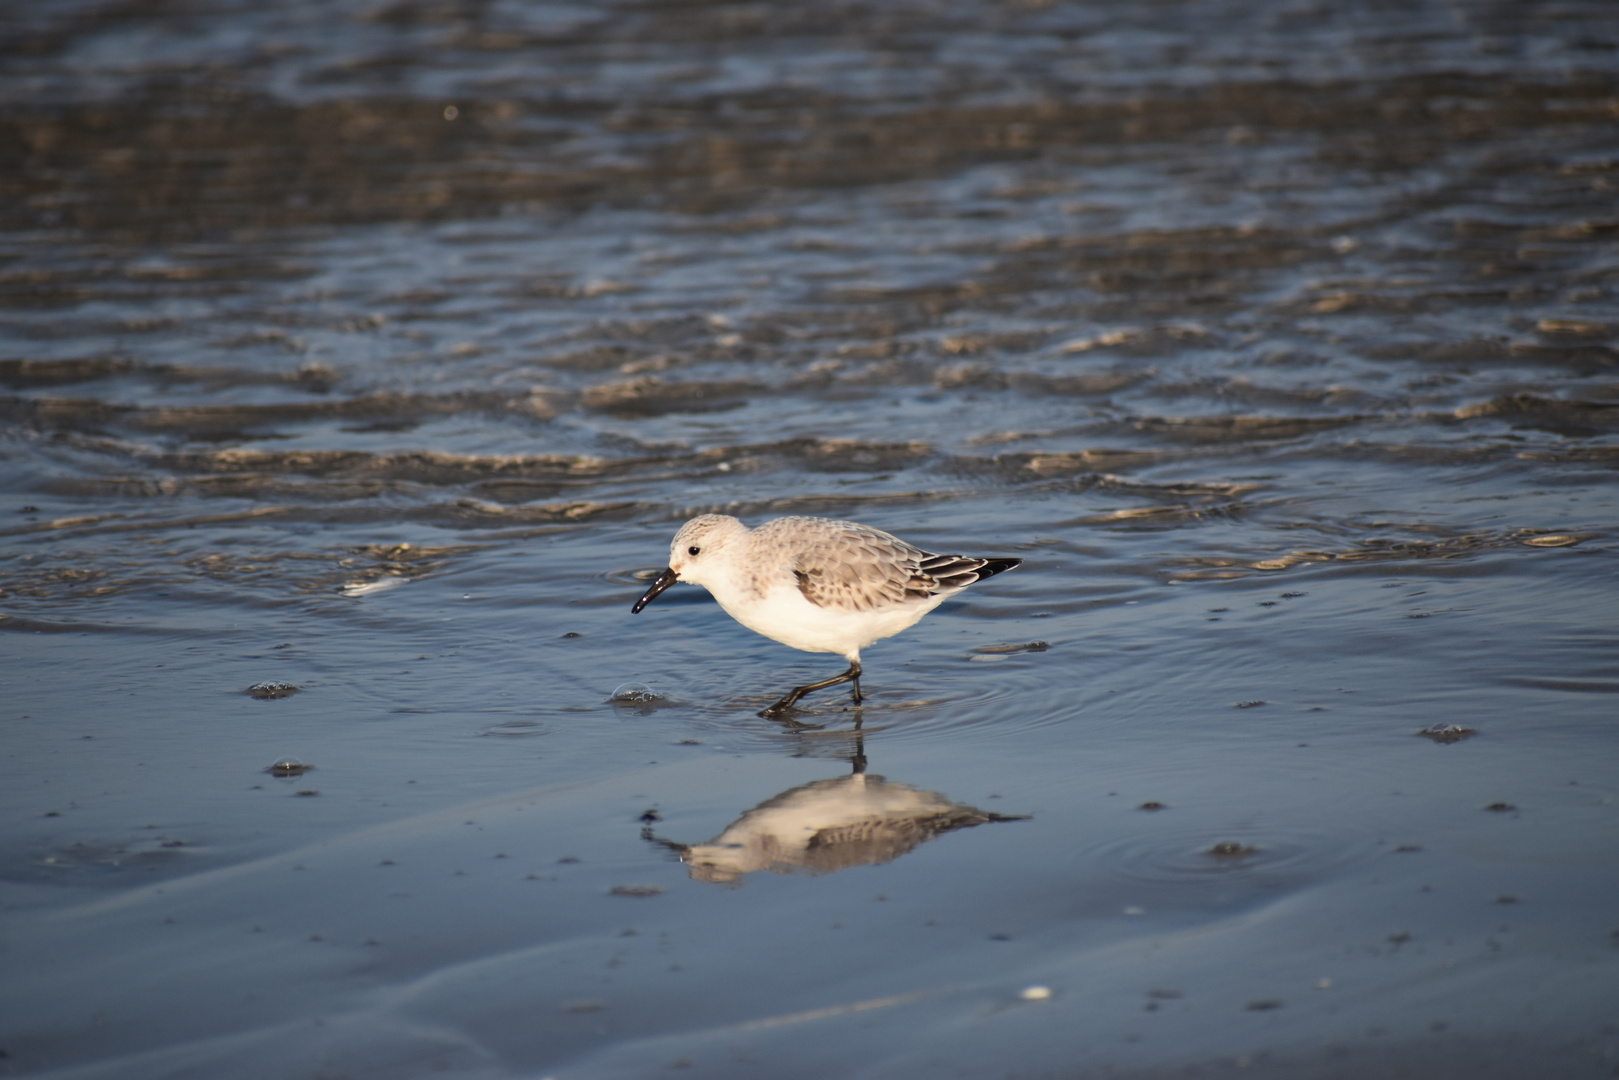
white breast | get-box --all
[706,570,944,659]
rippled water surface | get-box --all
[3,2,1618,1077]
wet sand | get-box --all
[3,1,1618,1077]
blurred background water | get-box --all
[2,2,1617,1077]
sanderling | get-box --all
[631,514,1020,717]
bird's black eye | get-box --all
[687,545,701,557]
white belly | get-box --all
[710,581,945,659]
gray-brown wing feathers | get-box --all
[799,808,1031,873]
[770,517,1020,611]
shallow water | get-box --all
[3,1,1618,1077]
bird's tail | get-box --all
[918,554,1021,589]
[972,558,1021,581]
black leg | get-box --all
[760,660,862,718]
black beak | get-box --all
[631,568,680,613]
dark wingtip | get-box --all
[975,558,1021,581]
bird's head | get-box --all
[631,514,746,612]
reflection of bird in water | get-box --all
[643,750,1027,884]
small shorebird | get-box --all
[630,514,1020,717]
